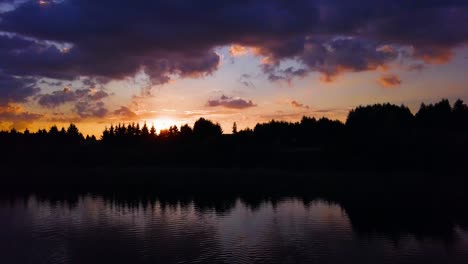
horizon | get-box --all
[2,97,464,137]
[0,1,467,136]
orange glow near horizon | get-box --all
[149,117,179,133]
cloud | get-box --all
[88,90,109,101]
[378,74,402,88]
[113,106,137,119]
[36,85,110,119]
[37,87,109,108]
[74,101,108,118]
[37,87,77,108]
[258,36,404,82]
[0,0,464,88]
[406,63,425,71]
[290,100,310,109]
[229,45,250,57]
[0,103,42,129]
[238,74,256,89]
[207,95,257,109]
[0,72,40,106]
[265,66,308,83]
[39,80,63,86]
[0,11,221,84]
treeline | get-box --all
[1,98,468,172]
[100,117,222,144]
[1,99,468,148]
[0,123,92,145]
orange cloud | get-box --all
[290,100,310,109]
[319,65,352,83]
[378,74,402,88]
[229,45,250,57]
[0,103,43,130]
[419,49,453,64]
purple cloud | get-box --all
[290,100,310,109]
[0,72,40,106]
[113,106,137,119]
[0,0,464,87]
[37,87,109,108]
[208,95,257,109]
[74,101,108,118]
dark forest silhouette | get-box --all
[2,99,467,144]
[1,98,468,172]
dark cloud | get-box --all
[113,106,137,119]
[257,36,401,82]
[291,100,310,109]
[378,74,402,88]
[37,87,77,108]
[238,74,256,89]
[406,63,426,71]
[207,95,257,109]
[0,72,40,106]
[265,66,308,83]
[37,85,110,119]
[88,90,109,101]
[39,80,63,86]
[0,10,222,83]
[37,87,109,108]
[75,101,108,118]
[0,0,465,86]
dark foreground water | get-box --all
[1,194,468,264]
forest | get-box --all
[1,99,468,174]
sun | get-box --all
[149,117,178,133]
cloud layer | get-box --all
[291,100,310,109]
[38,87,109,108]
[0,71,39,106]
[208,95,257,109]
[378,74,402,88]
[0,103,42,129]
[0,0,465,86]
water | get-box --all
[1,194,468,264]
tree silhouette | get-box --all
[150,125,156,137]
[346,103,413,132]
[180,124,193,137]
[193,118,222,140]
[141,122,149,137]
[135,123,141,136]
[415,99,452,130]
[66,123,83,142]
[49,125,59,137]
[452,99,468,131]
[102,126,110,140]
[2,98,467,173]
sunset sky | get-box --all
[0,0,467,136]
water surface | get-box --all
[1,194,467,264]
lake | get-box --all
[1,193,468,264]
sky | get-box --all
[0,0,467,136]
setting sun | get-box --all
[149,117,179,133]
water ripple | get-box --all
[0,195,467,264]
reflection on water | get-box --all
[1,194,468,264]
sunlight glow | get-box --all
[149,117,178,133]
